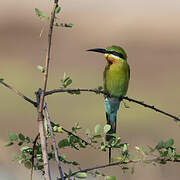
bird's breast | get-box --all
[104,61,130,97]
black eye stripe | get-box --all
[107,51,125,59]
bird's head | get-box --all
[87,45,127,64]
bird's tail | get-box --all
[104,97,121,163]
[105,112,117,141]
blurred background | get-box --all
[0,0,180,179]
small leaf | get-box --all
[24,161,32,169]
[58,139,69,148]
[18,133,25,141]
[8,132,18,141]
[104,124,111,134]
[164,139,174,148]
[18,141,23,146]
[94,124,101,135]
[4,141,13,147]
[75,172,87,179]
[0,78,4,82]
[55,6,61,14]
[65,23,73,28]
[57,126,63,133]
[53,126,58,132]
[105,176,116,180]
[66,79,72,87]
[25,137,31,143]
[35,8,47,18]
[97,86,103,91]
[86,128,91,137]
[155,140,164,150]
[20,146,31,152]
[37,65,44,73]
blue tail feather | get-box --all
[104,97,121,141]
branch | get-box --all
[0,81,37,107]
[62,127,90,146]
[45,88,180,122]
[37,0,59,179]
[44,103,64,180]
[31,133,40,180]
[59,157,180,179]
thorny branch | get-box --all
[59,157,180,179]
[45,88,180,122]
[0,82,179,122]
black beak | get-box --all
[86,48,107,54]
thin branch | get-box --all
[37,0,59,179]
[62,127,90,146]
[30,133,40,180]
[59,157,180,179]
[0,81,37,107]
[44,103,64,180]
[45,88,180,122]
[123,96,180,121]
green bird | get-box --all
[87,45,130,162]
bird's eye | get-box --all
[111,51,125,59]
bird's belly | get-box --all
[104,64,129,97]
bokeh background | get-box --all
[0,0,180,179]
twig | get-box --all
[123,96,180,121]
[62,127,90,146]
[37,0,59,180]
[59,157,180,179]
[44,103,64,180]
[45,88,180,122]
[0,81,37,107]
[30,133,40,180]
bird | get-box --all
[87,45,130,163]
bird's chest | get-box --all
[104,62,129,96]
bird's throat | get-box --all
[104,54,118,64]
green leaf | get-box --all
[94,124,101,135]
[97,86,103,91]
[65,23,73,28]
[0,78,4,82]
[57,126,63,133]
[105,176,116,180]
[18,141,23,146]
[37,65,44,73]
[18,133,25,141]
[66,79,72,87]
[20,146,31,152]
[4,141,13,147]
[35,8,47,18]
[104,124,111,134]
[56,23,74,28]
[55,6,61,14]
[24,161,32,169]
[8,132,18,141]
[25,137,31,143]
[164,139,174,148]
[58,139,69,148]
[86,128,91,137]
[155,140,164,150]
[75,172,87,179]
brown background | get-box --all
[0,0,180,179]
